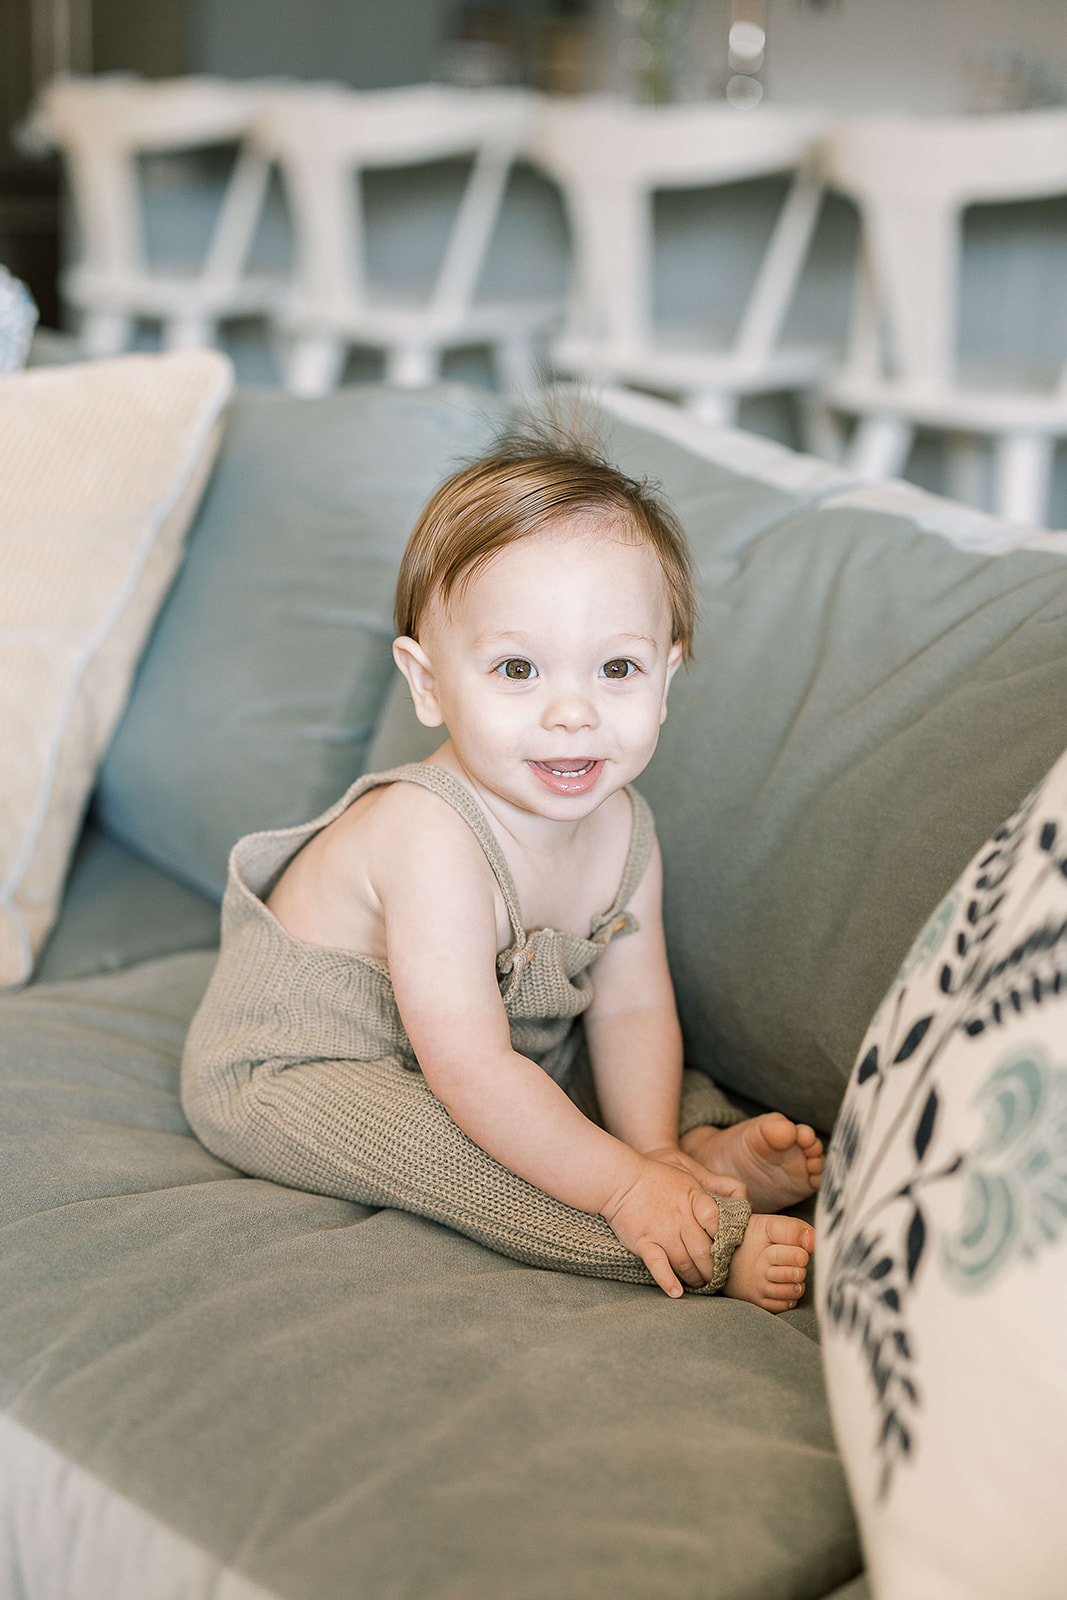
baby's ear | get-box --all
[392,637,445,728]
[659,641,685,724]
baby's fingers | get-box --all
[702,1171,747,1200]
[676,1154,747,1199]
[641,1242,685,1299]
[693,1192,721,1240]
[671,1199,720,1290]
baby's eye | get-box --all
[600,658,638,680]
[496,658,537,680]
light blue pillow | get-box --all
[96,384,506,898]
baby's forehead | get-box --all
[433,516,666,621]
[490,508,647,563]
[478,514,657,587]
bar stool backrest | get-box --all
[31,75,277,354]
[529,98,826,364]
[822,111,1067,389]
[251,83,536,323]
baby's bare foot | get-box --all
[681,1114,823,1213]
[724,1214,814,1313]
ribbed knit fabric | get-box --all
[182,763,750,1292]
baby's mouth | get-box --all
[528,758,605,795]
[537,759,596,777]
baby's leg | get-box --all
[723,1215,814,1313]
[209,1054,750,1292]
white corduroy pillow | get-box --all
[818,739,1067,1598]
[0,349,233,988]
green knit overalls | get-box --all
[181,763,750,1291]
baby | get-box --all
[182,430,820,1305]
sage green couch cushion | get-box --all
[641,500,1067,1133]
[0,955,860,1600]
[96,385,506,900]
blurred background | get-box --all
[2,0,1067,522]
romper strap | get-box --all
[590,785,655,939]
[381,763,527,948]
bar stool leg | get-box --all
[798,396,847,463]
[848,414,913,481]
[163,312,218,351]
[994,432,1053,526]
[945,434,989,513]
[385,344,439,388]
[685,389,738,428]
[285,332,348,396]
[81,307,134,358]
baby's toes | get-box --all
[765,1243,809,1274]
[767,1261,807,1296]
[759,1112,800,1154]
[765,1250,808,1305]
[764,1215,815,1254]
[797,1126,824,1156]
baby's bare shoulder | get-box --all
[329,776,491,887]
[268,776,494,954]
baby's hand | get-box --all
[642,1144,749,1201]
[600,1158,723,1298]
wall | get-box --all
[186,0,541,90]
[184,0,1067,113]
[93,0,187,77]
[763,0,1067,115]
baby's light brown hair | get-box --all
[394,423,697,658]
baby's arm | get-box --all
[379,788,721,1296]
[583,837,745,1192]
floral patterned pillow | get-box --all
[817,741,1067,1598]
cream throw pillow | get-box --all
[0,349,233,988]
[817,739,1067,1597]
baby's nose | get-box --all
[541,688,598,732]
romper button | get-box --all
[526,945,536,963]
[613,918,627,933]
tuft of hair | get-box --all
[394,404,697,657]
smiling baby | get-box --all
[182,426,820,1303]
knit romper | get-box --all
[181,762,750,1292]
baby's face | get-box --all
[408,513,683,821]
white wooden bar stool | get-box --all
[528,98,828,426]
[821,112,1067,526]
[30,74,280,358]
[251,84,560,395]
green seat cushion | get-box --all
[639,499,1067,1132]
[0,956,860,1599]
[96,385,506,900]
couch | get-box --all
[3,358,1067,1600]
